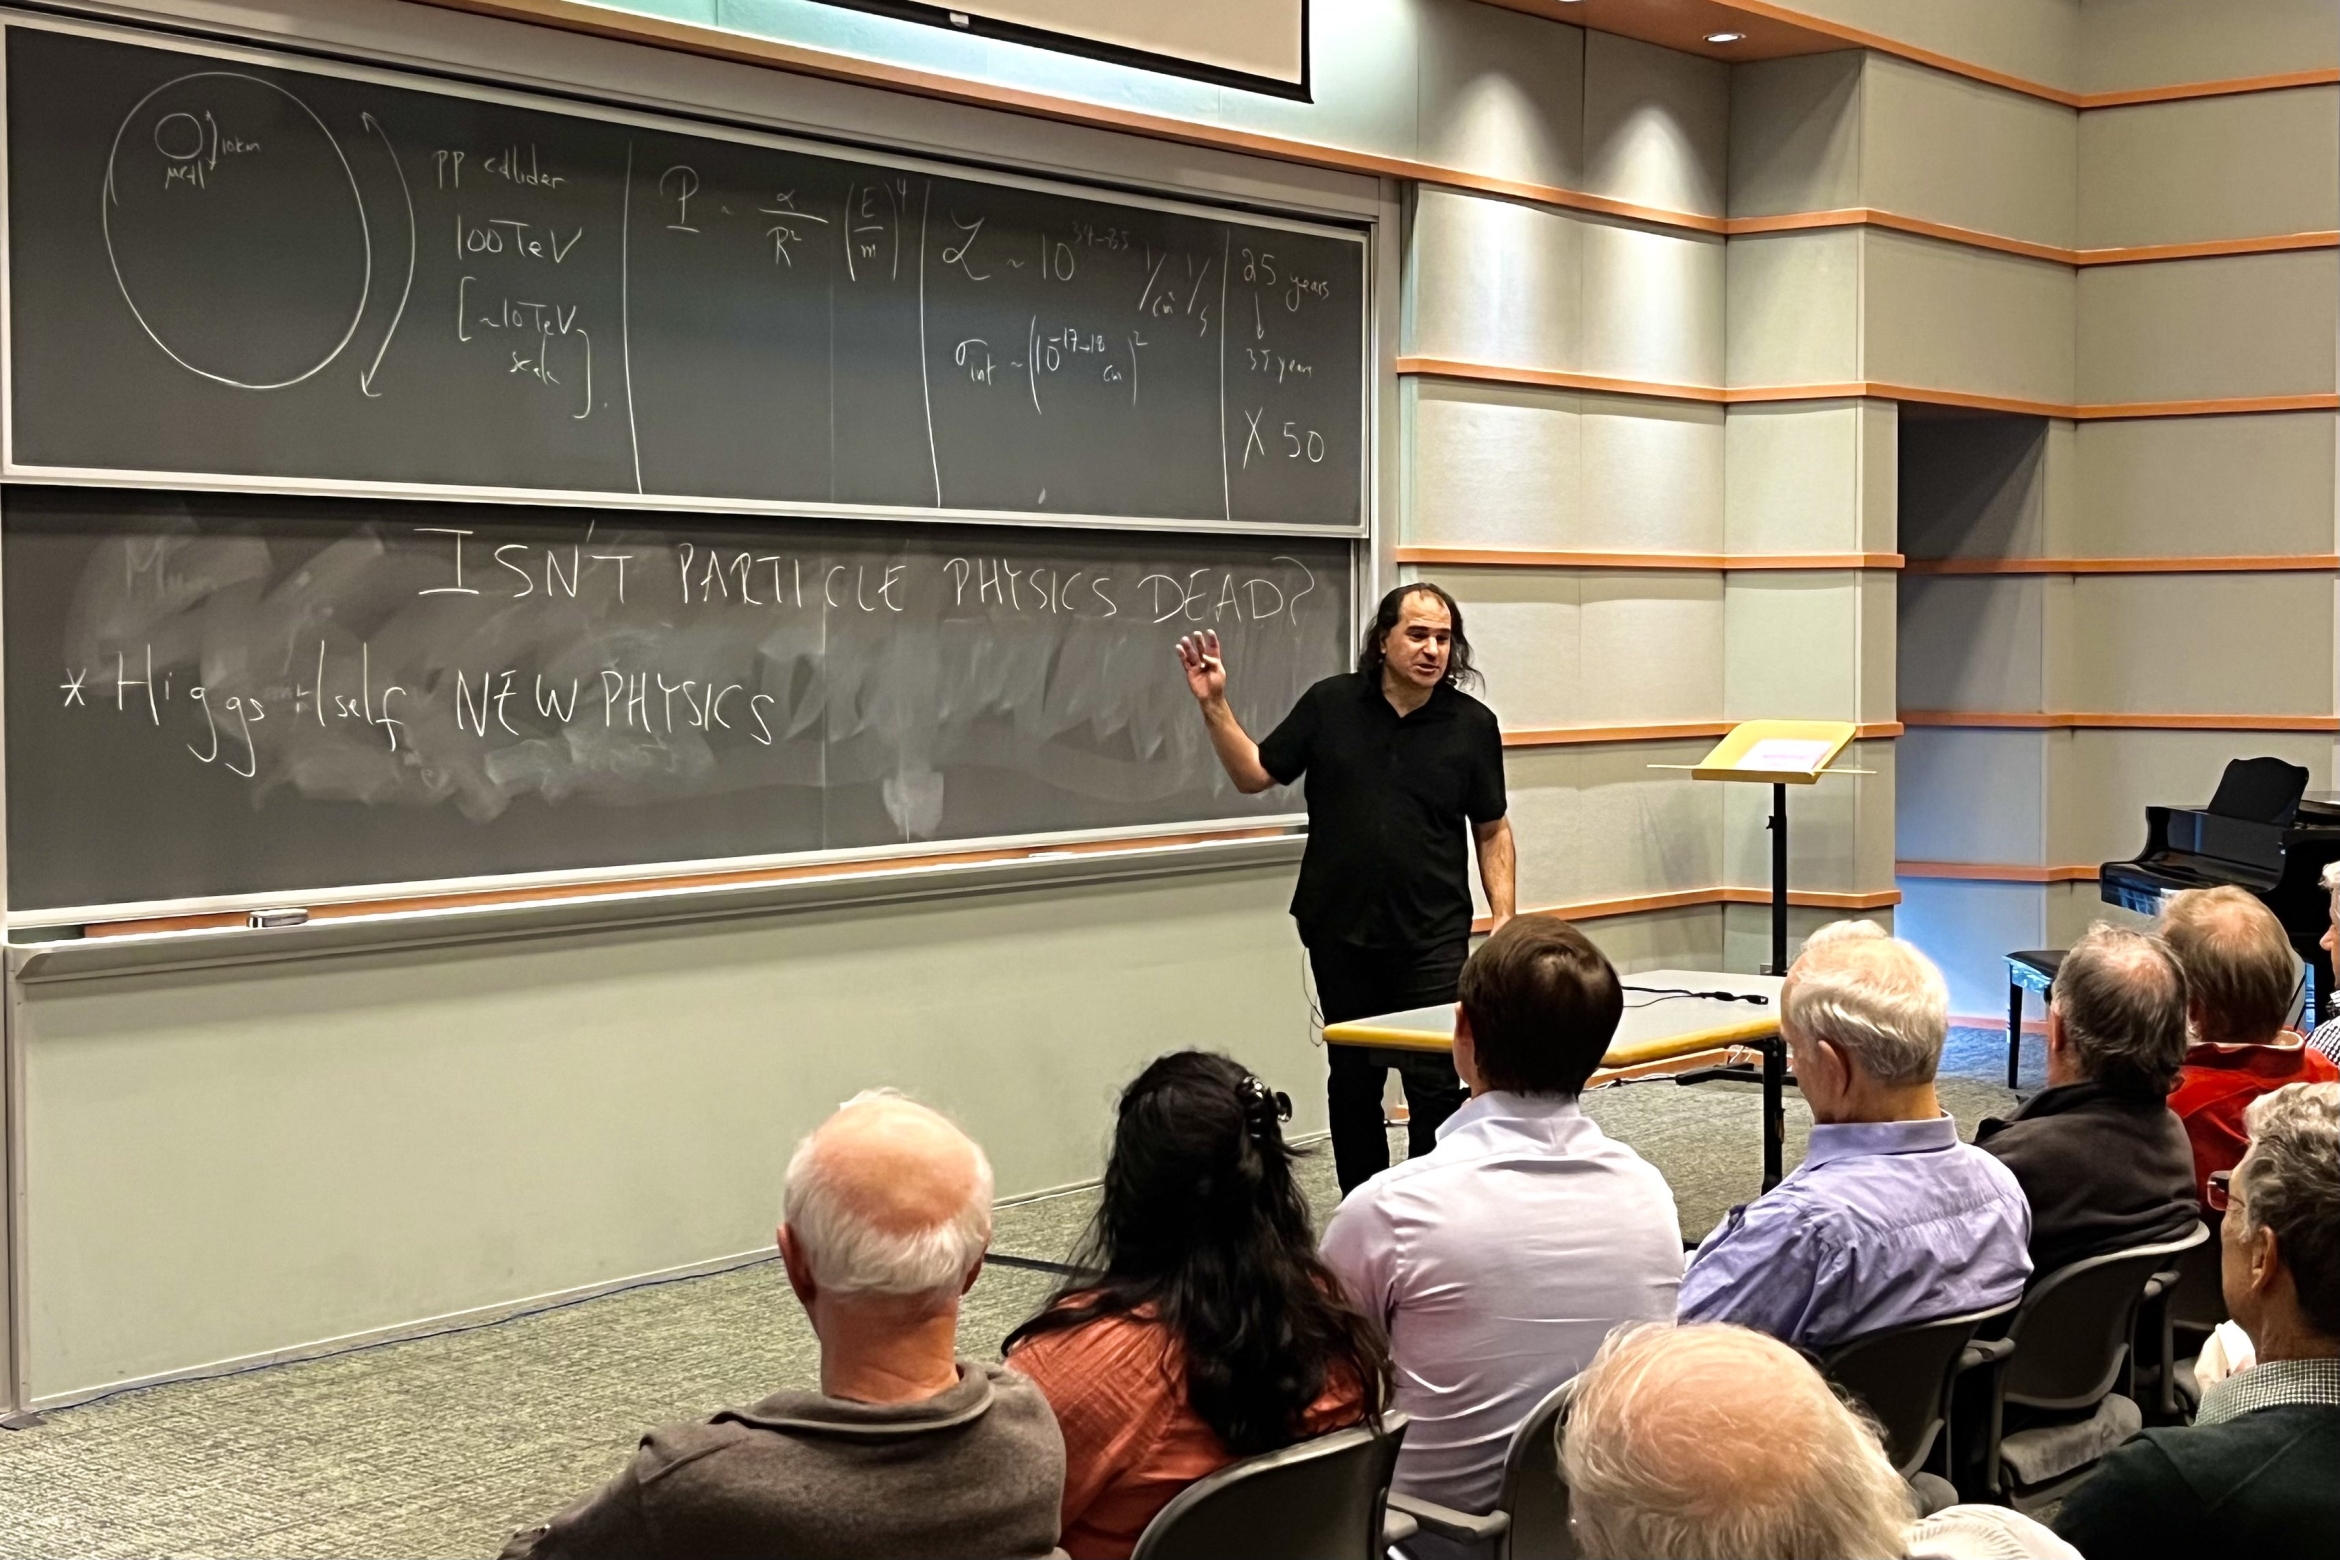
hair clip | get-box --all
[1238,1074,1293,1137]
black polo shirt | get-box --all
[1257,672,1506,951]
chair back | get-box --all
[1495,1378,1577,1560]
[1131,1415,1407,1560]
[2005,1226,2209,1410]
[2164,1210,2228,1334]
[1822,1301,2016,1477]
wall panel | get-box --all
[1727,51,1864,219]
[1897,576,2048,710]
[1404,383,1726,550]
[1764,0,2081,93]
[1723,573,1894,720]
[1860,53,2077,247]
[1580,219,1728,385]
[1899,414,2054,560]
[2080,0,2340,95]
[1416,0,1583,188]
[1427,568,1583,730]
[1863,231,2076,403]
[2070,412,2339,556]
[1896,728,2047,862]
[2057,573,2334,714]
[24,862,1316,1399]
[1894,877,2048,1018]
[1726,229,1863,386]
[1408,187,1583,369]
[2079,87,2340,249]
[2077,250,2339,404]
[1582,29,1729,216]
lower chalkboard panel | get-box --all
[3,486,1351,915]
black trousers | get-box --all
[1310,938,1470,1195]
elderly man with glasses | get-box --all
[2055,1081,2340,1557]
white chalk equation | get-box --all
[45,523,1334,830]
[55,25,1362,525]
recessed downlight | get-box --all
[1705,31,1746,43]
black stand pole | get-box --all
[1674,780,1797,1189]
[1767,781,1788,977]
[1760,781,1789,1189]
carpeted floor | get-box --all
[0,1027,2032,1558]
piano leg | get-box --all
[2006,977,2023,1091]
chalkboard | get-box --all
[3,486,1351,916]
[3,24,1366,531]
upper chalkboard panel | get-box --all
[3,25,1366,532]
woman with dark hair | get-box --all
[1004,1051,1392,1559]
[1174,581,1514,1192]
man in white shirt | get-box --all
[1320,914,1683,1525]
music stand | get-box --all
[1655,719,1859,1187]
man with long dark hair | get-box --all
[1176,581,1515,1193]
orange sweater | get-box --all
[1007,1312,1362,1560]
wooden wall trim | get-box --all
[1725,209,2340,268]
[1399,358,2340,421]
[1394,358,1729,402]
[1895,861,2102,883]
[2083,69,2340,110]
[1717,1,2340,110]
[2079,232,2340,267]
[1397,545,1904,571]
[1900,710,2340,733]
[1501,720,1902,748]
[1905,555,2340,576]
[77,824,1295,938]
[1476,882,1900,929]
[410,0,2328,275]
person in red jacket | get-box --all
[2160,887,2340,1204]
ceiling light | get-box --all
[1706,31,1746,43]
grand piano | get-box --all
[2101,756,2340,1015]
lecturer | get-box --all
[1177,582,1516,1194]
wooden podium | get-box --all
[1686,720,1858,977]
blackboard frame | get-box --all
[0,10,1373,540]
[0,11,1388,926]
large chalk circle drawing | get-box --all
[102,71,372,390]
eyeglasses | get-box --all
[2206,1170,2233,1213]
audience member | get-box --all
[2304,861,2340,1063]
[1976,923,2199,1276]
[1320,915,1682,1524]
[1678,922,2031,1348]
[1563,1322,2077,1560]
[1004,1051,1388,1559]
[2055,1082,2340,1557]
[2158,887,2339,1202]
[503,1091,1062,1560]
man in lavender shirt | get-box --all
[1320,915,1683,1527]
[1678,921,2032,1348]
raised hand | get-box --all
[1175,630,1228,705]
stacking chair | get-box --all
[1384,1377,1578,1560]
[1972,1225,2209,1511]
[1131,1414,1407,1560]
[2139,1211,2227,1421]
[1821,1300,2018,1510]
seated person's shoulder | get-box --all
[2059,1409,2340,1552]
[1007,1305,1182,1420]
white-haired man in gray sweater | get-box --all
[505,1091,1063,1560]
